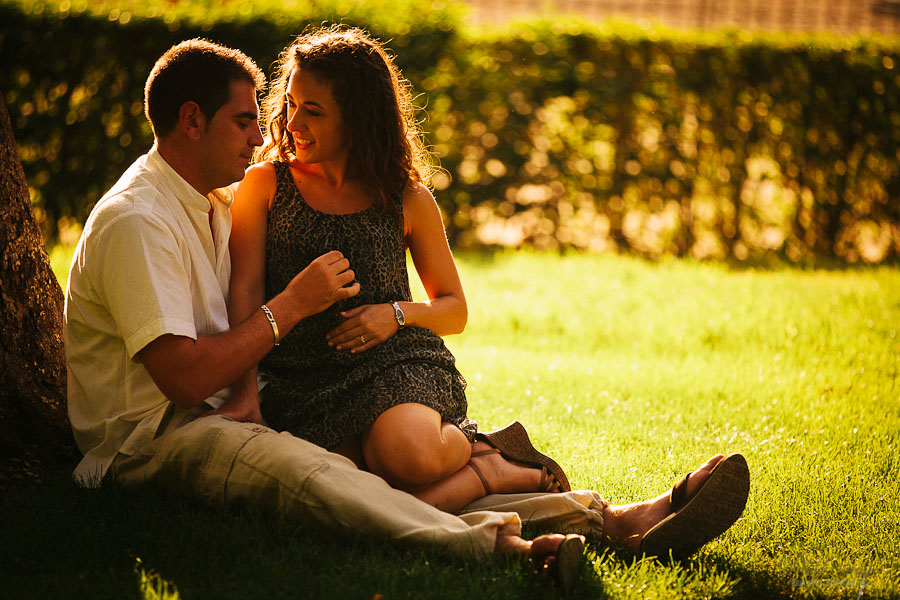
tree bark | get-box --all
[0,89,74,486]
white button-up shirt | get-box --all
[65,145,233,485]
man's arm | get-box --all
[137,251,358,408]
[217,162,275,422]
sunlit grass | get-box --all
[48,242,76,291]
[433,251,900,598]
[24,248,900,599]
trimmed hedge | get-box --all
[428,22,900,263]
[0,0,460,241]
[3,1,900,263]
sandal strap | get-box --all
[538,466,562,493]
[477,422,571,493]
[467,461,493,496]
[470,448,501,458]
[468,447,501,496]
[670,471,692,511]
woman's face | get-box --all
[284,67,349,168]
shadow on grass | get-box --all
[578,540,796,600]
[12,469,882,600]
[0,471,564,599]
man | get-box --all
[64,39,748,575]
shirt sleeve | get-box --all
[93,209,197,359]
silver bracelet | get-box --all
[260,304,280,346]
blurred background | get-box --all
[2,0,899,264]
[467,0,900,35]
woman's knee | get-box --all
[364,403,470,488]
[364,428,449,488]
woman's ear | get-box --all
[177,101,206,141]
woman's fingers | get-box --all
[329,326,377,351]
[330,326,368,348]
[327,304,398,351]
[326,306,369,340]
[350,332,377,354]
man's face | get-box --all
[197,79,263,191]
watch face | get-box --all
[394,303,405,326]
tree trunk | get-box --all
[0,89,74,486]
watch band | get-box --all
[391,301,406,328]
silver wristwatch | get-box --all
[391,301,406,328]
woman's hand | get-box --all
[326,303,399,353]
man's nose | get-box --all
[250,123,264,146]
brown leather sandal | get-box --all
[639,453,750,559]
[532,533,585,597]
[476,421,571,493]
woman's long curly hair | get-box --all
[255,25,434,221]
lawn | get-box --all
[3,249,898,599]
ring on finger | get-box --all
[360,334,366,344]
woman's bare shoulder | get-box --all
[402,181,438,210]
[402,181,446,238]
[243,160,278,182]
[235,161,279,210]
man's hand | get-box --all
[202,387,262,423]
[326,303,398,353]
[284,251,360,319]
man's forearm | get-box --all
[138,250,359,407]
[138,292,306,408]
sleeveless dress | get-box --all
[258,161,477,450]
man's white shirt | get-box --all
[64,145,234,485]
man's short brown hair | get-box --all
[144,39,265,137]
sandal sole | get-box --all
[639,453,750,560]
[479,421,572,492]
[555,534,585,597]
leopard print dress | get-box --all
[258,161,477,449]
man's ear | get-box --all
[177,101,206,141]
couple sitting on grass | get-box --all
[64,27,750,592]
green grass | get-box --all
[48,242,76,289]
[4,249,898,599]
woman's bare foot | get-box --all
[469,440,544,494]
[603,454,725,554]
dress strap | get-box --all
[392,190,405,229]
[270,161,295,211]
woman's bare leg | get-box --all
[362,403,472,489]
[362,403,550,511]
[409,444,546,512]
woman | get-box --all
[228,25,567,512]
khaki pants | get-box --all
[112,412,606,557]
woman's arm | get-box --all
[221,162,276,421]
[326,182,467,352]
[401,182,468,333]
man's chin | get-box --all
[225,166,250,186]
[207,171,247,195]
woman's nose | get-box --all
[287,112,305,131]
